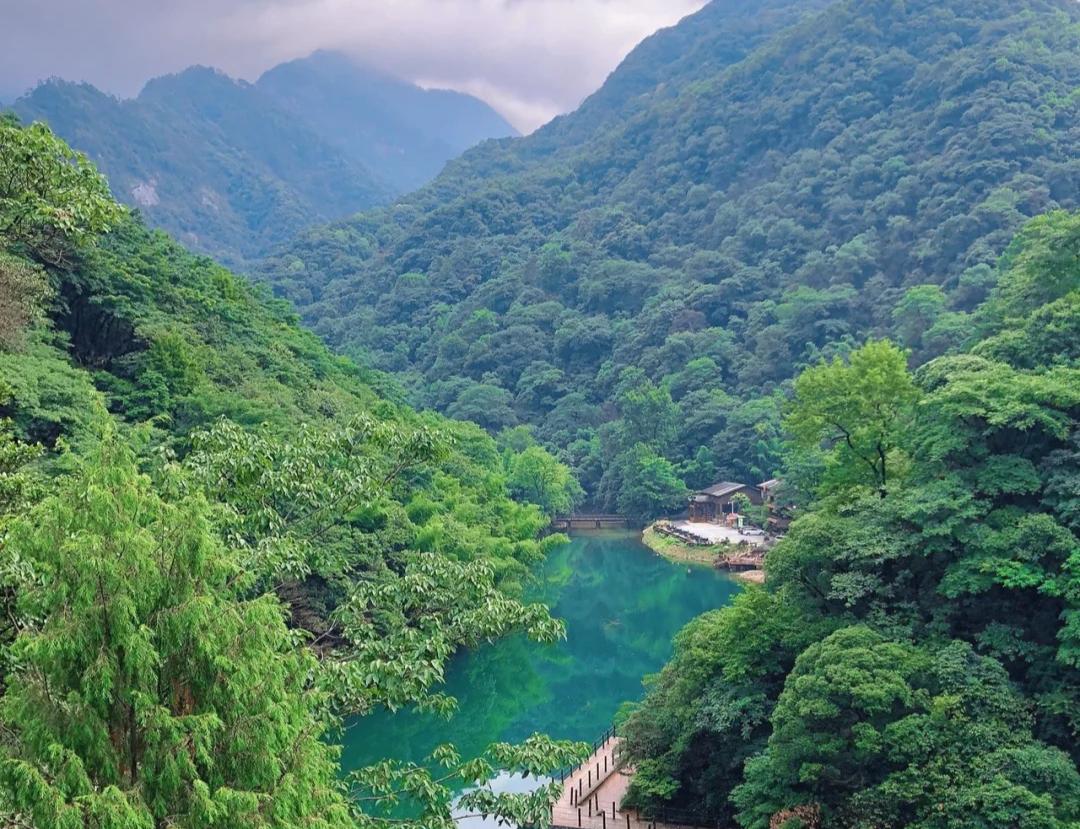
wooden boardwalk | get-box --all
[552,514,629,530]
[551,735,713,829]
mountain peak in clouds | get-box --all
[139,64,245,96]
[256,50,519,192]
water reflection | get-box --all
[340,531,740,782]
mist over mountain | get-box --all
[257,51,518,194]
[10,52,516,267]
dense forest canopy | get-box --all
[619,209,1080,828]
[259,0,1080,517]
[0,117,584,828]
[9,52,517,268]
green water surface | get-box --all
[339,531,740,775]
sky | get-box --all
[0,0,706,132]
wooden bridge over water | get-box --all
[552,514,629,531]
[550,728,715,829]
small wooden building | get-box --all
[688,481,761,523]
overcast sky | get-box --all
[0,0,706,132]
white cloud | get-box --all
[0,0,706,131]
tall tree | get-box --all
[0,435,357,829]
[784,341,919,498]
[733,630,1080,829]
[0,119,122,265]
[506,445,585,518]
[612,444,689,521]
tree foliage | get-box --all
[0,436,357,829]
[0,121,586,828]
[0,120,122,265]
[620,210,1080,827]
[784,340,919,498]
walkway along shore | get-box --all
[550,730,718,829]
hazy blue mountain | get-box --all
[257,51,519,192]
[11,69,387,267]
[10,54,517,266]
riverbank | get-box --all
[641,524,767,584]
[732,569,765,584]
[641,525,722,567]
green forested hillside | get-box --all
[9,52,517,268]
[259,0,1080,514]
[0,118,583,827]
[442,0,831,168]
[619,210,1080,828]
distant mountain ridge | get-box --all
[9,53,517,267]
[257,51,519,193]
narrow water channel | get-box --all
[339,530,740,780]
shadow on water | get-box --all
[339,530,741,786]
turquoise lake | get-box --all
[339,531,740,779]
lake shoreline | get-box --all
[641,525,766,584]
[640,525,720,567]
[339,532,740,784]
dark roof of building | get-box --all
[698,481,747,498]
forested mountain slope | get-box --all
[260,0,1080,511]
[619,210,1080,828]
[440,0,833,173]
[0,119,582,827]
[9,53,516,267]
[257,51,518,194]
[10,69,387,268]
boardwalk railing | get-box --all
[550,726,723,829]
[553,724,618,784]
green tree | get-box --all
[621,589,828,826]
[613,444,688,521]
[892,284,946,354]
[616,378,679,452]
[506,445,584,517]
[0,120,123,264]
[734,630,1080,829]
[784,341,919,498]
[733,626,927,827]
[0,381,43,526]
[980,211,1080,327]
[446,383,517,432]
[0,253,50,349]
[185,417,569,716]
[0,435,357,829]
